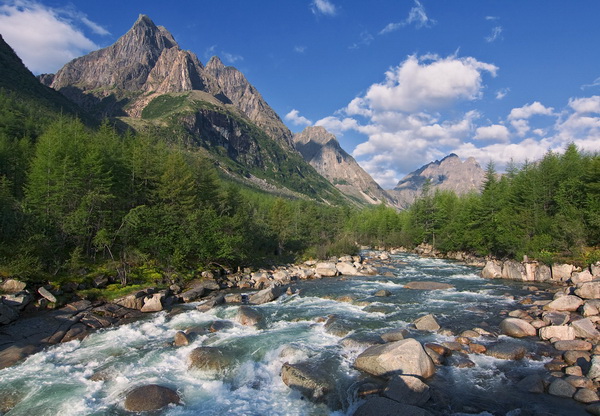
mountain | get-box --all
[294,126,398,207]
[40,15,343,203]
[0,34,81,116]
[388,153,485,208]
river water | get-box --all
[0,253,590,415]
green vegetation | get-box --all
[141,94,190,119]
[347,145,600,266]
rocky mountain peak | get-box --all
[294,126,398,207]
[389,153,485,208]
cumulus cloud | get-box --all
[508,101,554,120]
[569,96,600,114]
[0,0,107,74]
[285,109,313,127]
[380,0,436,34]
[358,54,497,113]
[311,0,336,16]
[474,124,510,142]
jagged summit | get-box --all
[389,153,485,208]
[294,126,398,207]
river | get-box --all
[0,253,590,415]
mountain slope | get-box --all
[389,153,485,208]
[294,126,398,207]
[41,15,344,204]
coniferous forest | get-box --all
[1,90,599,296]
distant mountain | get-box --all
[294,126,398,207]
[389,154,485,208]
[39,15,343,203]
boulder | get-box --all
[140,293,163,313]
[502,260,527,281]
[548,378,576,398]
[373,289,391,297]
[544,295,583,312]
[336,262,361,276]
[571,318,600,340]
[481,260,502,279]
[1,293,32,311]
[281,361,334,403]
[381,328,408,343]
[539,325,576,341]
[236,306,263,326]
[92,276,108,288]
[587,355,600,380]
[383,375,430,406]
[315,262,337,277]
[575,281,600,300]
[554,340,592,351]
[188,347,233,371]
[37,287,57,303]
[552,263,575,282]
[403,281,453,290]
[0,303,19,325]
[413,314,440,331]
[572,270,594,285]
[583,301,600,317]
[535,264,552,282]
[249,286,282,305]
[354,338,435,378]
[542,311,570,326]
[484,342,527,360]
[324,315,354,337]
[124,384,180,412]
[353,397,433,416]
[516,374,544,393]
[1,279,26,293]
[173,331,190,347]
[574,388,599,404]
[209,320,234,332]
[272,270,290,282]
[500,318,537,338]
[180,287,205,303]
[340,333,384,350]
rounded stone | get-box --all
[124,384,180,412]
[500,318,537,338]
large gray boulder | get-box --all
[336,262,361,276]
[140,293,164,312]
[544,295,583,312]
[500,318,537,338]
[481,260,502,279]
[552,264,575,282]
[572,270,594,285]
[316,262,338,277]
[484,342,527,360]
[188,347,233,371]
[502,260,526,281]
[354,338,435,378]
[249,286,282,304]
[353,397,433,416]
[539,325,576,341]
[576,282,600,299]
[413,314,440,331]
[571,318,600,340]
[281,361,335,403]
[383,375,430,406]
[236,306,263,326]
[124,384,180,412]
[0,303,19,325]
[0,279,26,294]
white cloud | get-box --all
[315,116,359,135]
[485,26,503,43]
[380,0,436,34]
[581,77,600,90]
[569,96,600,114]
[508,101,554,120]
[311,0,336,16]
[495,87,509,100]
[474,124,510,142]
[294,45,307,53]
[0,0,104,74]
[285,109,313,127]
[510,119,530,137]
[360,54,497,113]
[222,52,243,64]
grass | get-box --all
[141,94,190,119]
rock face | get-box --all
[388,153,485,209]
[124,384,180,412]
[293,126,397,207]
[354,338,435,378]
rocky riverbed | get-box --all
[1,252,599,415]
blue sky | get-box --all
[1,0,600,188]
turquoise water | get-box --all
[0,253,589,415]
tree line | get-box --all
[1,90,599,290]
